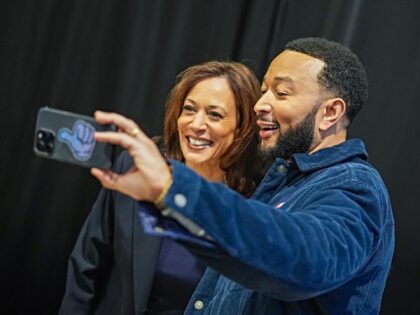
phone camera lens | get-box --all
[36,130,55,154]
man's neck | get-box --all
[309,130,347,155]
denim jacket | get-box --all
[138,139,394,315]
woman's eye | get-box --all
[182,104,195,112]
[209,111,223,119]
[261,89,267,94]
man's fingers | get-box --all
[94,111,147,139]
[91,167,116,184]
[91,167,145,201]
[95,131,139,150]
[94,110,119,125]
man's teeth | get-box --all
[188,137,212,146]
[261,126,279,131]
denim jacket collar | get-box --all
[289,138,368,173]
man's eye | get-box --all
[276,91,288,97]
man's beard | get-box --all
[258,105,319,161]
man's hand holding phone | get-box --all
[91,111,172,203]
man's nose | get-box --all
[254,96,272,115]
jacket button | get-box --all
[277,164,287,174]
[153,226,164,233]
[174,193,187,208]
[194,300,204,310]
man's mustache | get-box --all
[256,113,278,125]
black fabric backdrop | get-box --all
[0,0,419,314]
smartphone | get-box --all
[34,107,116,169]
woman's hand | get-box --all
[91,111,172,202]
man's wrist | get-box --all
[153,166,173,209]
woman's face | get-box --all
[177,77,238,170]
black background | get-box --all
[1,1,419,314]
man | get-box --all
[92,37,394,314]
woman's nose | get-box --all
[190,112,207,131]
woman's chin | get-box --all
[184,155,217,169]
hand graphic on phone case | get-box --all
[58,120,96,161]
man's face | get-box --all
[254,50,325,159]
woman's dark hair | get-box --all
[164,61,261,196]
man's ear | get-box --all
[319,98,347,131]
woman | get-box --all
[59,61,261,315]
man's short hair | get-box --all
[285,37,368,125]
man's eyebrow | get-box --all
[273,76,294,84]
[262,76,295,86]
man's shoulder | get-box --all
[309,156,386,192]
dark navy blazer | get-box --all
[59,151,163,314]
